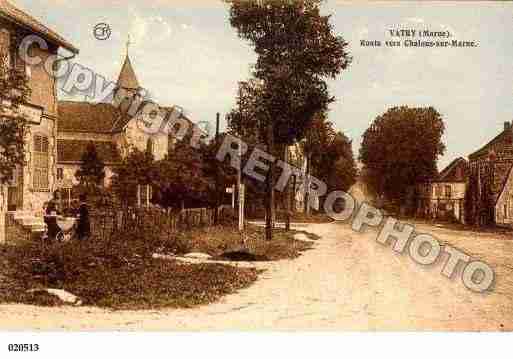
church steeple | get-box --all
[117,36,140,90]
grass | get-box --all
[0,229,257,310]
[0,222,318,310]
[247,210,333,224]
[175,224,319,261]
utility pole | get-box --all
[265,121,274,241]
[214,112,220,225]
[285,145,291,231]
[237,85,245,236]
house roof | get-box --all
[57,139,121,164]
[436,157,468,182]
[58,101,127,133]
[0,0,78,54]
[117,55,140,90]
[469,126,513,160]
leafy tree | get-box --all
[359,106,445,201]
[202,132,237,209]
[300,114,357,211]
[153,136,209,209]
[0,53,31,184]
[111,148,157,207]
[75,142,106,188]
[227,0,351,238]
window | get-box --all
[435,185,442,197]
[57,168,64,181]
[504,204,508,220]
[445,185,452,198]
[33,135,49,190]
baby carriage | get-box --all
[55,216,77,242]
[43,214,77,242]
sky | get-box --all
[11,0,513,169]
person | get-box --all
[44,193,59,241]
[76,194,91,240]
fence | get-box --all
[89,206,235,241]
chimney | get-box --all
[505,121,511,131]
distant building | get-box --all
[467,121,513,227]
[415,157,468,223]
[56,50,200,203]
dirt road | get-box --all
[1,222,511,331]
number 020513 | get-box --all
[8,344,39,352]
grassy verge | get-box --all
[0,223,317,309]
[175,224,319,261]
[247,210,333,224]
[0,230,257,310]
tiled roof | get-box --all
[57,140,121,164]
[58,101,126,134]
[117,55,139,90]
[58,101,206,138]
[469,128,513,160]
[436,157,468,182]
[0,0,78,53]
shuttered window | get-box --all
[33,135,49,191]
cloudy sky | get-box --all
[12,0,513,169]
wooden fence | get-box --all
[89,206,235,240]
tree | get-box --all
[301,114,357,212]
[359,106,445,201]
[0,53,31,184]
[75,142,106,188]
[111,148,157,207]
[153,135,209,209]
[227,0,351,239]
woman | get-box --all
[76,194,91,240]
[44,193,59,241]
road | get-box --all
[0,222,511,331]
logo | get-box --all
[93,23,111,41]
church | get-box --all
[55,51,179,197]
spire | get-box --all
[126,34,131,57]
[117,36,139,90]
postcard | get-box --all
[0,0,511,355]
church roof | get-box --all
[57,140,121,164]
[58,101,128,134]
[117,55,140,90]
[0,0,78,53]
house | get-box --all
[467,121,513,227]
[0,0,78,242]
[415,157,468,223]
